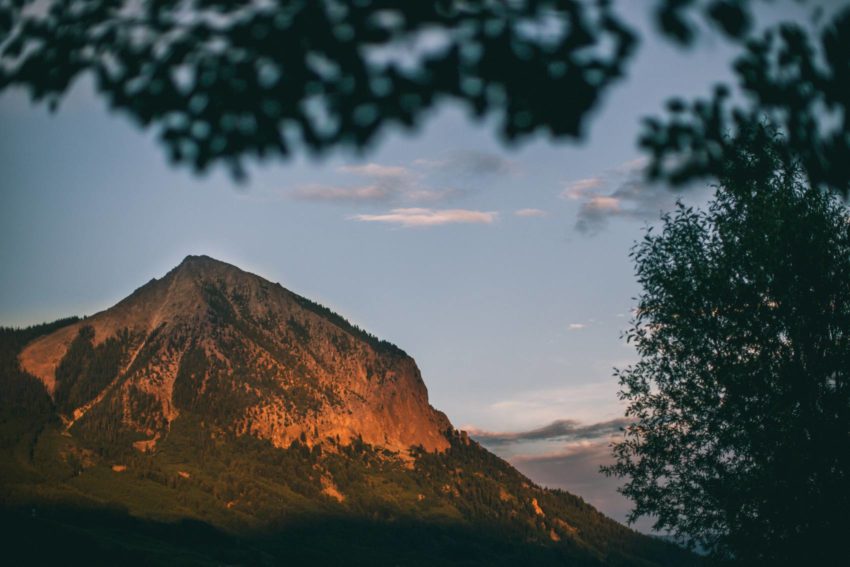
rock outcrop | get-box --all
[20,255,451,453]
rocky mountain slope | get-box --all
[19,255,450,454]
[0,256,696,566]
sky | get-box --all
[0,2,820,532]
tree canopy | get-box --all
[2,0,848,189]
[603,130,850,565]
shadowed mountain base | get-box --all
[4,506,644,567]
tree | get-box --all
[1,0,848,190]
[603,129,850,565]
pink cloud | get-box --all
[293,184,393,202]
[351,208,498,228]
[514,208,548,218]
[561,177,604,200]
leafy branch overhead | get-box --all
[1,0,847,191]
[1,0,638,177]
[642,7,850,195]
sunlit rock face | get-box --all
[20,255,451,454]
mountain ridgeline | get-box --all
[0,256,694,565]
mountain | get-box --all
[0,256,695,566]
[19,255,450,454]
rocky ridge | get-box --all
[19,255,451,454]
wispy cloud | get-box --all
[292,151,514,206]
[568,323,587,330]
[562,157,707,235]
[414,151,516,176]
[293,183,395,202]
[514,208,548,218]
[338,163,411,178]
[561,177,605,200]
[509,441,612,464]
[583,196,621,213]
[505,441,655,531]
[476,382,628,428]
[469,417,628,447]
[614,157,649,174]
[575,180,668,235]
[469,416,649,529]
[351,208,498,228]
[293,162,416,203]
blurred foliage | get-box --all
[1,1,846,189]
[0,0,638,178]
[642,4,850,196]
[653,0,755,45]
[604,129,850,565]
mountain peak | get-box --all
[19,257,451,454]
[181,253,217,264]
[170,254,251,282]
[177,254,234,270]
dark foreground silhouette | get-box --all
[4,505,682,567]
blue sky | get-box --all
[0,2,819,531]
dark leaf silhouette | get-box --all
[653,0,755,45]
[0,0,638,177]
[642,5,850,195]
[2,1,841,189]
